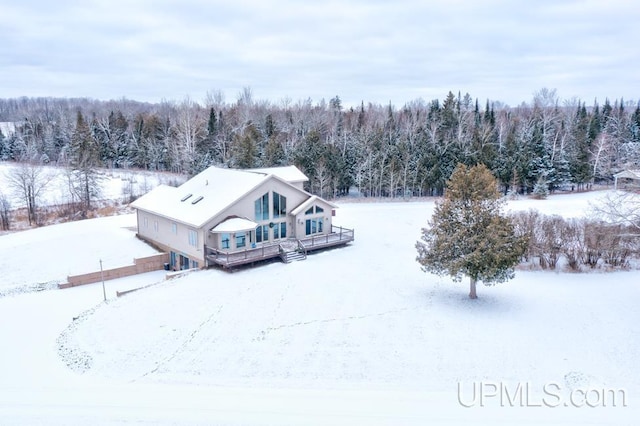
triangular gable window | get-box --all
[305,205,323,215]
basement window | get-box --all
[191,196,204,205]
[181,194,193,202]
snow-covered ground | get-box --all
[0,190,638,425]
[0,161,185,209]
[0,214,159,297]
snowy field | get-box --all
[0,214,159,297]
[0,190,638,425]
[0,161,185,209]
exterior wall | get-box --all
[293,199,335,239]
[204,178,309,250]
[136,209,206,264]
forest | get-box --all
[1,88,639,199]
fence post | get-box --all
[100,259,106,302]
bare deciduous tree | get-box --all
[590,191,640,235]
[6,162,55,225]
[0,191,11,230]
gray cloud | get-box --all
[0,0,638,107]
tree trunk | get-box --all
[469,276,478,299]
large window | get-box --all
[254,193,269,221]
[304,204,325,236]
[273,222,286,240]
[188,229,198,247]
[256,225,269,243]
[221,233,230,249]
[273,192,287,218]
[305,218,323,236]
[235,232,246,248]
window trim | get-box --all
[188,229,198,247]
[255,193,269,221]
[221,233,230,249]
[273,192,287,218]
[235,232,246,248]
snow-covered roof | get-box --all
[131,167,267,228]
[614,170,640,180]
[247,165,309,183]
[290,195,338,216]
[210,217,258,233]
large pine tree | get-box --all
[415,163,526,299]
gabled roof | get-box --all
[614,170,640,180]
[290,195,338,216]
[247,165,309,183]
[131,167,267,228]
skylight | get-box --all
[191,196,204,205]
[181,194,193,202]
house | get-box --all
[614,170,640,190]
[130,165,354,270]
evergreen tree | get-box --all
[293,130,323,191]
[110,110,130,168]
[569,103,593,189]
[69,110,101,215]
[415,164,526,299]
[263,135,285,166]
[196,107,218,162]
[630,103,640,143]
[0,129,5,160]
[532,175,550,199]
[495,119,520,194]
[232,122,260,168]
[263,113,274,139]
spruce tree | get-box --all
[69,110,101,216]
[415,163,526,299]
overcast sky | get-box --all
[1,0,638,107]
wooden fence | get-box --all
[58,253,169,289]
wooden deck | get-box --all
[299,225,355,252]
[205,225,354,269]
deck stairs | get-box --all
[279,240,307,264]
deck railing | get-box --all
[205,243,281,268]
[299,225,355,250]
[205,224,354,269]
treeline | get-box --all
[1,88,639,198]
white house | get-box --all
[131,165,354,270]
